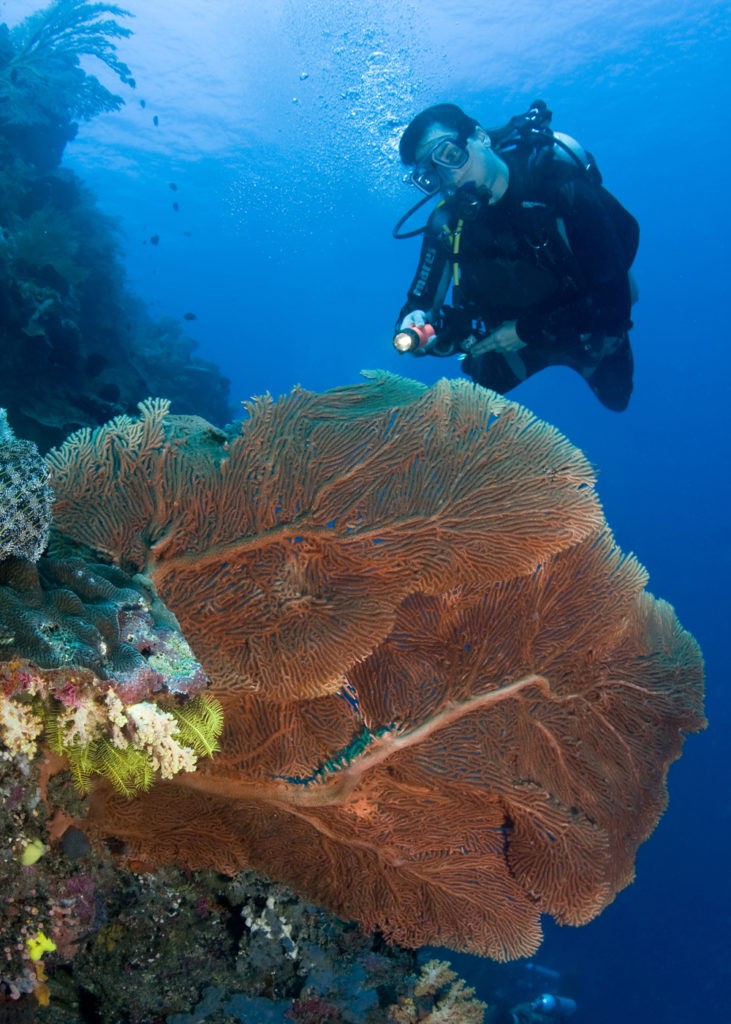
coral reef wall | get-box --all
[0,1,232,450]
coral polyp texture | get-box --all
[0,409,52,562]
[44,373,706,960]
[0,551,221,797]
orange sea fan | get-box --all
[47,373,604,702]
[45,373,705,959]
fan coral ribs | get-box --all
[45,374,705,959]
[47,379,604,701]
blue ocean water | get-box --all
[6,0,729,1020]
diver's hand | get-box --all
[467,320,525,356]
[399,309,428,331]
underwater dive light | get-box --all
[392,322,436,353]
[531,994,577,1018]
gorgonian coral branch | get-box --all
[45,375,705,959]
[0,0,134,128]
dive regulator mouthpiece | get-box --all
[393,322,436,353]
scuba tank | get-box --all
[488,98,602,184]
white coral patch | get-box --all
[125,701,197,778]
[0,695,44,757]
[58,698,107,748]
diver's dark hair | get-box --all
[399,104,479,165]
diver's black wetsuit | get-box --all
[396,150,639,410]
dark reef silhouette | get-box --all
[0,0,231,451]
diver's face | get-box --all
[414,123,507,200]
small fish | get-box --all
[183,312,197,321]
[153,115,159,126]
[172,202,179,212]
[140,98,146,108]
[149,234,160,246]
[169,182,178,191]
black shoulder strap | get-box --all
[496,113,639,271]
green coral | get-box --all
[171,695,224,759]
[85,738,154,798]
[63,738,96,792]
[3,682,225,798]
[48,693,224,797]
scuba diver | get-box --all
[482,960,578,1024]
[498,993,578,1024]
[392,100,639,411]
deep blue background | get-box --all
[8,0,729,1019]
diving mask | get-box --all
[410,136,470,196]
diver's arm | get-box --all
[395,221,452,331]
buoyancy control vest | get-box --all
[393,99,639,273]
